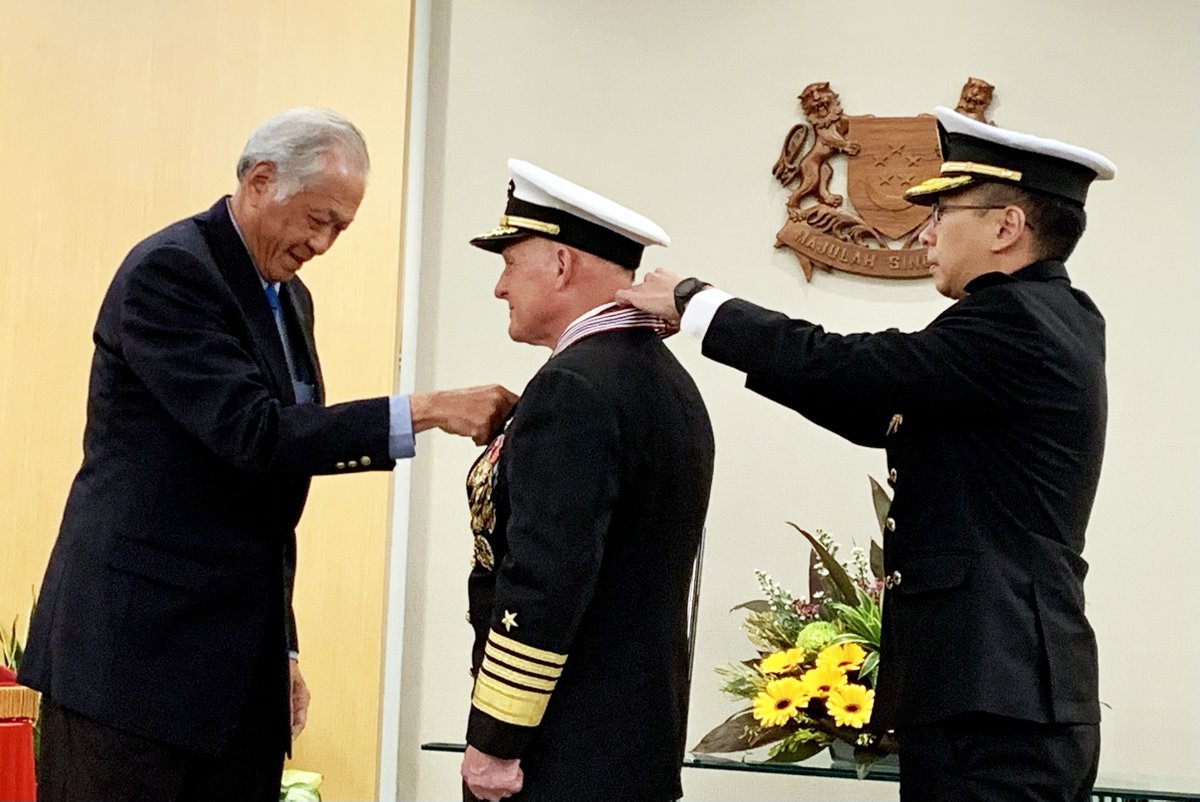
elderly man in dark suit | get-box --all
[619,108,1115,801]
[21,107,515,802]
[458,160,714,802]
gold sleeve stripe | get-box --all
[481,658,559,692]
[488,630,567,666]
[484,642,563,679]
[472,672,551,728]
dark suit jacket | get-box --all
[21,198,395,755]
[701,261,1105,730]
[464,329,714,802]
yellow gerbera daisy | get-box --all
[759,647,805,675]
[816,642,867,674]
[751,677,809,727]
[826,683,875,728]
[799,664,848,698]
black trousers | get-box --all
[37,635,287,802]
[897,712,1100,802]
[37,696,284,802]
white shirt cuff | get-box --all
[680,288,735,341]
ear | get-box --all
[991,205,1028,253]
[553,246,577,290]
[242,161,278,205]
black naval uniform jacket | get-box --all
[21,198,394,756]
[701,260,1104,731]
[464,327,714,802]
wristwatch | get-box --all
[673,277,710,316]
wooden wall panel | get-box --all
[0,2,412,798]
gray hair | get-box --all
[236,107,370,199]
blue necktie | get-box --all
[264,284,315,404]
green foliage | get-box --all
[739,571,808,651]
[0,617,24,671]
[1,590,35,671]
[830,587,882,647]
[766,729,830,763]
[716,662,767,699]
[795,620,839,653]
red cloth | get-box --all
[0,720,36,801]
[0,665,17,684]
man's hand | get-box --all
[411,385,518,445]
[614,267,686,325]
[461,745,523,801]
[289,658,310,740]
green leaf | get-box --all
[869,476,892,535]
[766,737,827,763]
[859,651,880,684]
[692,710,789,754]
[789,524,857,606]
[730,599,771,613]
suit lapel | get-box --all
[197,199,295,404]
[278,281,325,405]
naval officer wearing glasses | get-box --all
[618,106,1116,800]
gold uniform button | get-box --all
[886,517,896,532]
[885,570,903,589]
[361,456,372,467]
[347,460,358,468]
[335,462,346,470]
[888,468,898,485]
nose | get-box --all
[493,275,507,299]
[918,217,936,247]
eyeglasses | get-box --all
[929,202,1035,230]
[929,203,1007,225]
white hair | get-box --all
[236,107,370,200]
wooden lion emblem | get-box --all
[772,79,996,281]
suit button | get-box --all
[361,456,372,467]
[885,517,896,532]
[336,462,346,470]
[885,570,903,589]
[888,468,897,486]
[348,460,358,468]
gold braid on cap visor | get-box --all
[499,215,561,235]
[940,161,1023,181]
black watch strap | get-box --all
[673,277,709,316]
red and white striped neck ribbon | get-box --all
[551,303,676,357]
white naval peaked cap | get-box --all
[469,158,670,270]
[906,106,1116,206]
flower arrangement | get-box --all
[693,478,897,778]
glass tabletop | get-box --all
[421,743,1200,800]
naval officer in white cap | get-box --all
[619,108,1115,800]
[459,160,714,802]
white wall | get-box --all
[395,2,1200,798]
